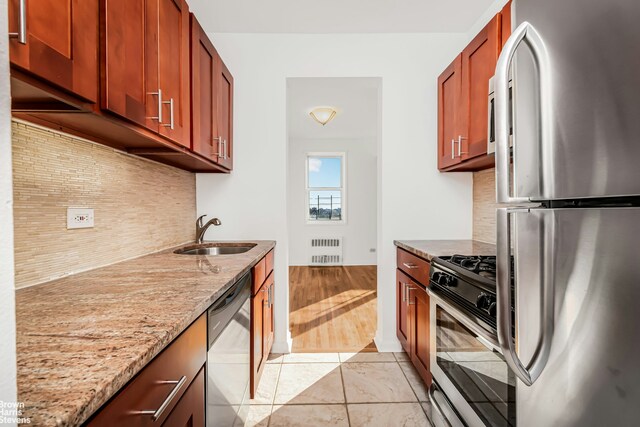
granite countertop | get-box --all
[15,240,275,427]
[394,239,496,261]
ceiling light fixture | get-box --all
[309,107,337,126]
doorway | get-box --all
[286,77,381,353]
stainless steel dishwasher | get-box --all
[206,272,251,427]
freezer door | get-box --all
[495,0,640,202]
[498,207,640,426]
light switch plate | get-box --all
[67,208,94,229]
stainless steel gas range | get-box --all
[428,255,516,427]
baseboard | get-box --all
[272,337,293,354]
[373,335,403,353]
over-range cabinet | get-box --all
[432,0,640,426]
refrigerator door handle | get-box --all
[495,22,552,204]
[497,208,554,386]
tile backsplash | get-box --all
[12,120,196,288]
[472,168,497,244]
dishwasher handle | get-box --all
[208,272,251,348]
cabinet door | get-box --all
[437,55,462,170]
[251,285,266,397]
[216,56,234,170]
[263,273,275,359]
[459,16,500,161]
[396,269,411,353]
[499,1,512,50]
[190,15,221,161]
[408,284,431,386]
[157,0,190,147]
[161,367,205,427]
[102,0,158,132]
[8,0,98,102]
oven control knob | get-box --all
[438,274,456,287]
[476,293,490,310]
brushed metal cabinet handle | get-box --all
[401,282,406,303]
[451,139,455,159]
[162,97,174,129]
[406,286,416,305]
[136,375,187,421]
[402,262,418,270]
[147,89,163,124]
[457,135,467,156]
[9,0,27,44]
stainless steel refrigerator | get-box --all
[493,0,640,425]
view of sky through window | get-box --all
[308,156,341,188]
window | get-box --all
[306,153,345,222]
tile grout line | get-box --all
[266,358,284,427]
[338,360,352,427]
[395,358,433,425]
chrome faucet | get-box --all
[196,215,222,244]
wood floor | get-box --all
[289,266,377,353]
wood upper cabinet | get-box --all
[459,15,500,161]
[437,14,501,172]
[157,0,190,147]
[190,15,220,162]
[216,56,234,170]
[500,1,513,49]
[8,0,98,102]
[437,55,462,170]
[102,0,190,147]
[189,14,234,170]
[101,0,156,131]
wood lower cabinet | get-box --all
[8,0,98,102]
[162,367,205,427]
[87,315,206,426]
[408,283,430,385]
[396,248,431,387]
[250,250,275,398]
[396,270,411,353]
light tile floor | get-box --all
[245,352,432,427]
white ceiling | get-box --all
[188,0,496,33]
[287,78,380,140]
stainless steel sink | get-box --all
[174,243,256,256]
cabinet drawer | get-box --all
[397,248,430,285]
[252,257,266,295]
[265,249,274,277]
[87,314,207,427]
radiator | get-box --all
[309,237,343,265]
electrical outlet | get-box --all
[67,208,94,229]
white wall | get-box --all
[288,137,377,266]
[196,33,474,353]
[0,0,18,415]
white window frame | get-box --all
[305,152,346,225]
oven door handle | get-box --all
[428,383,452,427]
[428,288,500,349]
